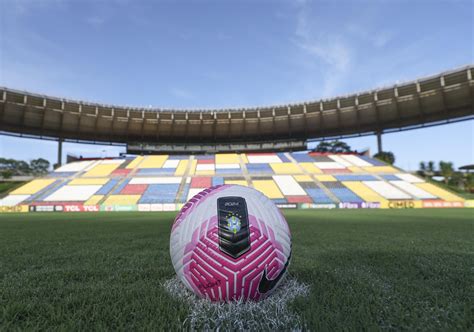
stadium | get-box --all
[0,1,473,330]
[1,66,473,213]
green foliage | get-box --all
[0,157,50,177]
[0,210,472,330]
[0,182,26,194]
[30,158,50,175]
[373,151,395,165]
[428,161,435,173]
[314,140,352,153]
[0,170,13,179]
[419,162,426,171]
[439,161,454,184]
[464,173,474,193]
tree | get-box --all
[30,158,50,175]
[439,161,454,184]
[0,158,30,176]
[16,161,31,175]
[314,140,352,153]
[1,170,13,179]
[449,171,463,188]
[332,141,352,153]
[464,173,474,193]
[314,141,331,153]
[418,162,427,177]
[427,161,435,174]
[374,151,395,165]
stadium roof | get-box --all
[1,65,473,151]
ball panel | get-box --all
[170,184,292,302]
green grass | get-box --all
[0,182,25,195]
[0,210,472,330]
[426,178,474,199]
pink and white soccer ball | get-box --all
[170,185,292,302]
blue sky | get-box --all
[0,0,473,170]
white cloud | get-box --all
[347,24,393,48]
[170,88,194,100]
[86,16,106,26]
[292,4,352,97]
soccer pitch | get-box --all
[0,209,472,330]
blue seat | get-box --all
[305,188,334,203]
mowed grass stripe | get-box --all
[0,210,472,330]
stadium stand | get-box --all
[0,152,468,212]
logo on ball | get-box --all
[170,185,292,302]
[226,215,241,234]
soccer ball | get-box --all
[170,185,292,302]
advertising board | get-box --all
[422,200,464,208]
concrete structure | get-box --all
[1,65,473,157]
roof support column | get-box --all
[198,112,203,141]
[355,96,361,132]
[155,112,160,141]
[227,112,232,140]
[336,99,342,130]
[125,110,131,140]
[468,69,474,112]
[257,109,261,140]
[376,131,383,154]
[241,111,246,140]
[111,108,116,141]
[170,113,175,139]
[40,98,47,136]
[0,90,6,121]
[272,108,276,139]
[303,104,308,137]
[57,138,63,168]
[440,76,448,119]
[319,101,325,137]
[140,111,145,139]
[393,87,401,120]
[212,112,217,140]
[373,92,380,131]
[94,107,100,141]
[20,95,27,129]
[415,81,425,122]
[287,106,292,138]
[184,112,189,141]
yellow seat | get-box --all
[11,179,55,195]
[225,180,247,186]
[103,195,141,205]
[314,175,336,182]
[83,164,120,177]
[126,156,144,169]
[294,175,313,182]
[415,183,464,202]
[186,160,198,176]
[363,166,398,173]
[69,178,109,185]
[270,163,302,174]
[138,155,168,168]
[84,195,104,205]
[342,182,388,203]
[216,153,240,164]
[300,163,323,174]
[174,160,188,176]
[252,180,284,198]
[348,166,363,173]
